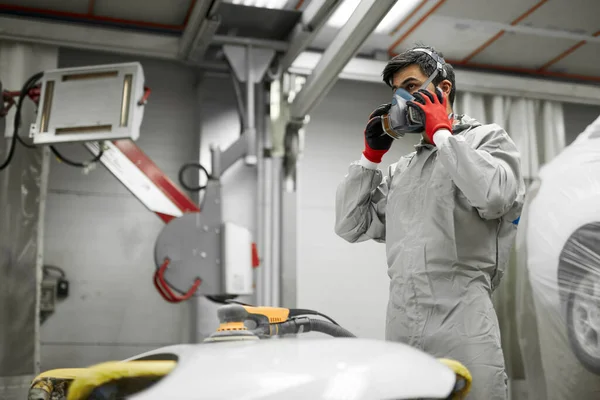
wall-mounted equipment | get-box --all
[30,62,147,145]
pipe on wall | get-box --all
[257,82,274,306]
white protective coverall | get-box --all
[335,115,525,400]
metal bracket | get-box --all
[279,0,342,72]
[188,16,222,63]
[223,45,276,84]
[269,73,307,158]
[210,135,247,180]
[178,0,223,62]
[223,45,275,165]
[154,178,254,297]
[154,179,223,296]
[283,118,305,193]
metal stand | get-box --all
[152,44,275,301]
[221,44,276,306]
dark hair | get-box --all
[382,44,456,107]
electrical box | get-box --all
[222,222,254,295]
[40,280,56,313]
[30,62,146,145]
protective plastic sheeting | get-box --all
[516,114,600,399]
[0,120,44,393]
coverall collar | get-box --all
[414,114,481,151]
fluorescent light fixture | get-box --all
[326,0,422,34]
[229,0,288,9]
[376,0,422,33]
[326,0,360,28]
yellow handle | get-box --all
[66,360,176,400]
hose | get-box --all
[288,308,340,326]
[274,317,356,338]
[177,162,210,192]
[307,319,356,338]
[0,72,44,171]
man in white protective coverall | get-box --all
[334,45,525,400]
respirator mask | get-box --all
[381,48,448,139]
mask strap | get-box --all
[420,68,439,90]
[411,48,447,89]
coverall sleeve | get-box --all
[434,124,523,220]
[334,159,392,243]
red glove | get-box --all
[407,88,452,145]
[363,104,393,164]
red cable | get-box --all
[153,258,201,303]
[153,274,177,303]
[2,86,41,116]
[138,87,151,105]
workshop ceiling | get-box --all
[310,0,600,83]
[0,0,598,83]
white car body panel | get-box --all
[127,338,456,400]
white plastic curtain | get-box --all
[0,41,56,399]
[455,91,566,179]
[454,91,568,399]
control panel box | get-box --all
[222,222,254,295]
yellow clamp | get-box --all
[438,358,472,400]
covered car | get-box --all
[516,114,600,399]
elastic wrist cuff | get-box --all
[359,153,380,169]
[433,129,452,147]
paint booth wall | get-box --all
[40,48,202,370]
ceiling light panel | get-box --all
[229,0,288,9]
[327,0,422,34]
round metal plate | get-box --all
[155,212,222,296]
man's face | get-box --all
[391,64,435,96]
[391,64,452,142]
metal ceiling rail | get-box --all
[389,0,427,36]
[429,16,600,45]
[0,15,289,61]
[461,0,549,63]
[0,3,186,33]
[448,59,600,83]
[279,0,342,72]
[183,0,199,26]
[83,0,198,27]
[212,35,289,52]
[290,0,397,119]
[387,0,446,56]
[179,0,223,62]
[538,30,600,71]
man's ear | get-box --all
[438,79,452,96]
